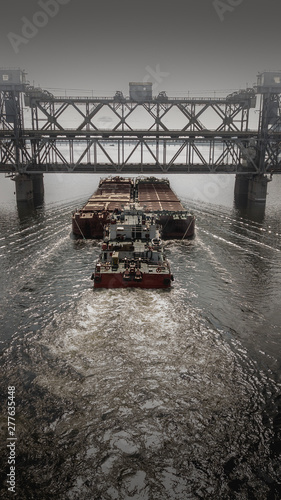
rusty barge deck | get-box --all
[135,178,195,239]
[72,176,195,239]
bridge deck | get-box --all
[0,130,267,139]
[2,164,280,175]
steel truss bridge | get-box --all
[1,71,281,175]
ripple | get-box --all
[0,181,281,499]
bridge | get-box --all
[1,69,281,205]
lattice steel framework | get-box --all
[257,93,281,173]
[0,80,281,175]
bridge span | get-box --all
[1,69,281,205]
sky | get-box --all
[0,0,280,96]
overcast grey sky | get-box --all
[1,0,280,95]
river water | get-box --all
[0,173,280,499]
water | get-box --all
[0,173,280,499]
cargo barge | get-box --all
[91,204,174,289]
[136,178,195,239]
[72,177,133,239]
[72,176,195,240]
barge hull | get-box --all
[72,177,134,238]
[158,214,195,239]
[136,178,195,239]
[72,176,195,240]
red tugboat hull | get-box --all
[93,272,173,289]
[91,205,174,289]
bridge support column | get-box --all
[14,173,44,205]
[235,174,270,205]
[15,174,34,203]
[248,175,269,203]
[30,173,44,206]
[234,174,271,220]
[234,174,250,207]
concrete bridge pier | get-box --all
[248,175,270,203]
[234,174,271,220]
[15,174,44,206]
[234,174,250,207]
[30,173,44,206]
[234,174,270,206]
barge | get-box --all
[72,177,134,239]
[72,176,195,240]
[91,204,173,289]
[136,178,195,239]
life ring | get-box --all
[156,267,161,273]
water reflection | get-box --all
[234,200,266,223]
[1,173,281,499]
[16,200,41,221]
[16,186,44,218]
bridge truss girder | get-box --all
[1,88,281,174]
[0,133,272,174]
[26,94,254,133]
[257,93,281,173]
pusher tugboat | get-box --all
[91,204,174,289]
